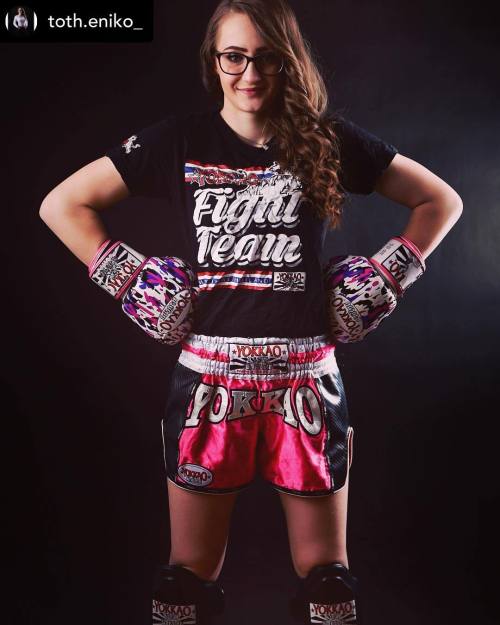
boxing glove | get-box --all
[88,239,197,345]
[323,235,425,343]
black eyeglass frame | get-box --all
[214,50,285,76]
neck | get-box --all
[219,106,272,147]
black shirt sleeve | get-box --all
[330,114,398,195]
[104,115,182,199]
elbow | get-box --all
[421,190,463,231]
[450,193,464,224]
[436,190,463,220]
[443,192,463,230]
[39,193,63,223]
[445,184,463,212]
[39,196,53,221]
[39,207,48,222]
[428,178,463,216]
[38,196,65,232]
[452,192,463,215]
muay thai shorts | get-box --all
[161,333,353,497]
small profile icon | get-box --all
[13,7,28,29]
[5,6,37,37]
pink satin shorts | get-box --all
[161,333,353,497]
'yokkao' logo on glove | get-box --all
[89,240,197,345]
[323,236,425,343]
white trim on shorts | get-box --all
[178,333,338,380]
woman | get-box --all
[39,1,463,624]
[13,7,28,29]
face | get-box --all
[214,12,283,115]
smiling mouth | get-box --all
[238,89,264,96]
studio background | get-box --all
[3,1,498,624]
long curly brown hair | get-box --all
[199,0,347,230]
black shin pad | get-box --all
[289,562,361,624]
[152,564,225,625]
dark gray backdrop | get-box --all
[3,1,499,624]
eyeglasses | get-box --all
[215,51,284,76]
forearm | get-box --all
[400,197,463,261]
[39,199,109,266]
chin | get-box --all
[232,95,269,113]
[241,102,266,112]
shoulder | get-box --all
[130,110,198,138]
[321,109,399,195]
[113,108,213,154]
[324,110,396,153]
[103,110,211,198]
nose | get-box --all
[240,59,264,83]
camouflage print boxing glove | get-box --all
[323,235,425,343]
[88,239,198,345]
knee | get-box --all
[169,535,229,583]
[292,552,314,578]
[293,561,316,580]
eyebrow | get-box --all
[222,45,270,52]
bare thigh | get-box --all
[278,474,350,579]
[167,478,239,582]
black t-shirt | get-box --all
[104,107,398,338]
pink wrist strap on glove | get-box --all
[88,238,113,276]
[369,235,425,298]
[88,239,147,300]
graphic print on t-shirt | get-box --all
[104,108,398,337]
[185,159,307,293]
